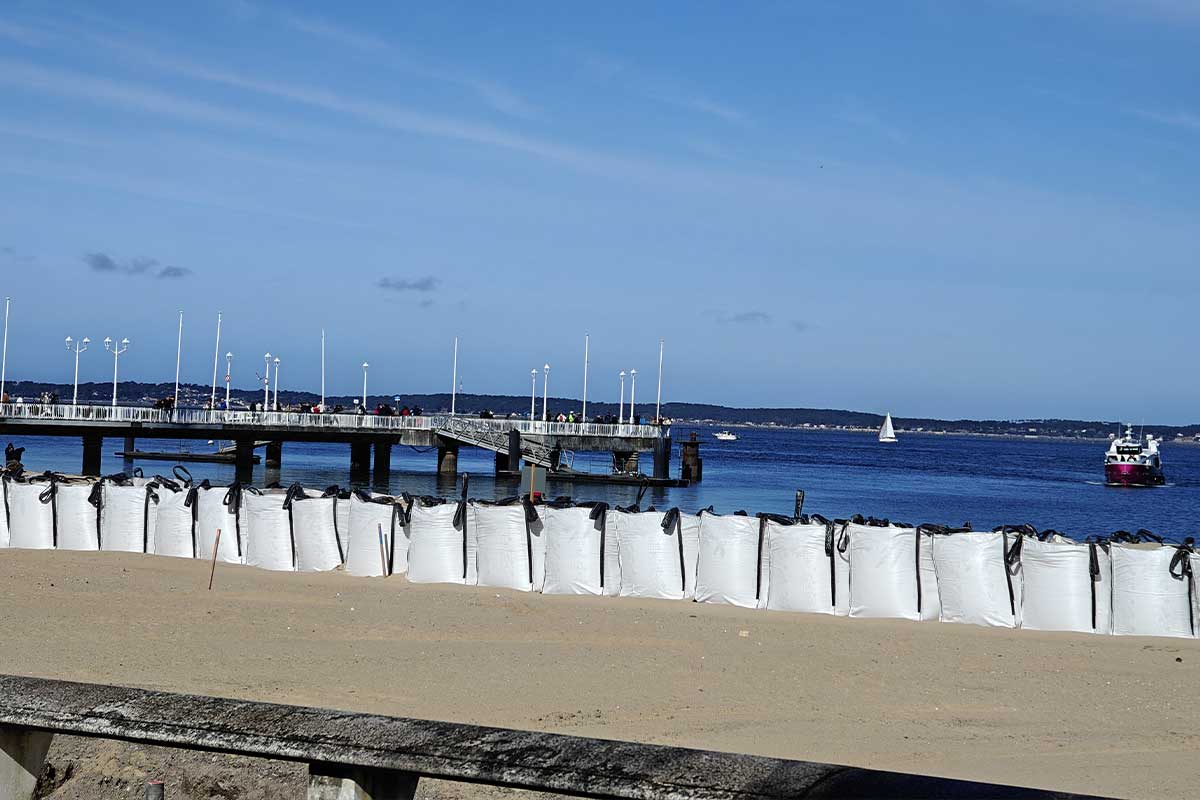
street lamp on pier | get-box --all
[225,352,233,410]
[618,370,626,425]
[272,356,280,410]
[103,337,129,407]
[262,353,272,409]
[541,363,550,422]
[362,362,369,408]
[530,369,537,420]
[629,368,638,424]
[65,336,90,405]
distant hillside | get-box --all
[3,379,1196,441]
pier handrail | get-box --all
[0,403,667,439]
[0,674,1107,799]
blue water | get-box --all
[7,426,1200,540]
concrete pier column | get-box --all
[508,429,521,473]
[680,433,703,482]
[494,451,510,473]
[612,450,639,474]
[372,440,392,483]
[81,434,103,476]
[265,441,283,469]
[122,435,135,467]
[652,434,672,480]
[234,439,256,484]
[350,441,371,483]
[436,440,459,476]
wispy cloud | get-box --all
[1132,108,1200,132]
[790,320,809,332]
[0,245,36,264]
[837,98,906,143]
[0,19,49,45]
[377,276,439,292]
[723,310,771,324]
[282,14,387,51]
[654,92,750,125]
[83,252,190,279]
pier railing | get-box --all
[0,675,1107,800]
[0,403,666,439]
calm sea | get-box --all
[6,426,1198,541]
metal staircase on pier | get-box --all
[435,416,574,470]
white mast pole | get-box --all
[173,310,183,413]
[320,329,326,411]
[655,338,664,423]
[0,296,10,401]
[209,312,221,410]
[581,333,589,421]
[451,337,458,416]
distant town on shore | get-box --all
[4,379,1197,443]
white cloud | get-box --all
[1132,108,1200,132]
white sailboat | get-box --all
[878,413,897,443]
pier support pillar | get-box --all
[437,441,459,476]
[122,435,135,468]
[508,429,522,473]
[81,434,103,477]
[265,441,283,469]
[612,450,639,474]
[234,439,255,484]
[653,434,672,480]
[494,451,510,473]
[681,433,703,482]
[372,440,392,483]
[350,441,371,483]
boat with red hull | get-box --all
[1104,426,1165,487]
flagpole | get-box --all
[582,333,589,421]
[209,312,222,410]
[320,328,326,411]
[655,338,664,423]
[0,296,10,401]
[450,336,458,416]
[173,310,183,413]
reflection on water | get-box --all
[6,427,1200,539]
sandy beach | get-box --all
[0,548,1196,799]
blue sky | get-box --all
[0,1,1197,421]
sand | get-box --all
[0,549,1196,799]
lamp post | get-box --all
[541,363,550,422]
[65,336,90,405]
[103,336,129,407]
[262,352,271,409]
[394,395,400,416]
[362,362,369,407]
[618,370,625,424]
[272,356,280,410]
[530,369,537,420]
[224,352,233,410]
[629,368,637,424]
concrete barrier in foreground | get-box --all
[0,674,1110,799]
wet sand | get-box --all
[1,548,1196,799]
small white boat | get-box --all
[713,430,738,441]
[878,413,897,443]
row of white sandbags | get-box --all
[3,475,1194,639]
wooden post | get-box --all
[0,726,53,800]
[377,523,388,577]
[308,762,418,800]
[208,529,222,591]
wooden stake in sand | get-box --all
[208,528,222,591]
[378,523,388,577]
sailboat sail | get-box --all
[879,413,897,442]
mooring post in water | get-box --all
[145,779,165,799]
[795,489,805,517]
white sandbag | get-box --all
[194,485,242,563]
[1020,535,1112,634]
[6,479,56,549]
[613,509,698,601]
[695,512,769,609]
[100,482,155,553]
[287,490,343,572]
[0,479,8,548]
[150,483,194,558]
[763,518,850,615]
[406,501,476,585]
[847,522,940,621]
[473,501,545,592]
[1111,542,1194,638]
[541,504,620,596]
[242,491,295,571]
[56,481,100,551]
[931,530,1022,628]
[345,493,401,577]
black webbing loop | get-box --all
[143,484,158,554]
[225,483,250,558]
[454,475,470,580]
[914,525,923,614]
[824,521,837,608]
[662,507,686,593]
[1001,529,1021,619]
[387,500,402,576]
[589,502,609,588]
[1087,541,1101,630]
[88,481,104,549]
[172,465,193,486]
[2,476,10,532]
[1169,538,1195,637]
[520,495,538,586]
[755,515,767,601]
[37,475,59,547]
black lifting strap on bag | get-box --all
[321,485,344,564]
[226,482,251,558]
[143,484,159,555]
[282,483,307,570]
[88,480,104,550]
[588,502,609,588]
[754,513,792,602]
[662,507,686,594]
[37,473,59,548]
[1087,539,1104,631]
[453,475,470,580]
[521,495,538,586]
[913,524,923,614]
[824,521,838,608]
[1169,538,1196,637]
[183,481,205,559]
[1002,528,1023,619]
